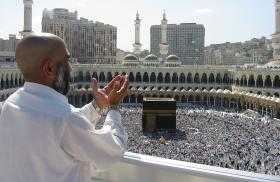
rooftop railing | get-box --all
[92,152,280,182]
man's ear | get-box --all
[42,59,56,78]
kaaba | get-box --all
[142,98,176,132]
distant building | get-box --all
[0,34,20,52]
[42,8,117,64]
[151,23,205,65]
[205,37,273,65]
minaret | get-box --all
[133,11,142,56]
[272,0,280,60]
[20,0,33,38]
[159,11,169,60]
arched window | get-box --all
[165,73,171,83]
[256,75,263,87]
[143,72,149,82]
[172,73,178,83]
[179,73,185,83]
[129,72,135,82]
[157,73,163,83]
[248,75,255,87]
[150,72,156,83]
[136,72,142,82]
[201,73,207,83]
[264,75,272,88]
[194,73,200,83]
[187,73,192,83]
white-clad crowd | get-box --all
[97,105,280,176]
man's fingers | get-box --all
[117,78,129,96]
[109,81,120,97]
[92,77,98,94]
[104,75,122,94]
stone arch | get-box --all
[187,73,193,83]
[194,73,200,83]
[274,75,280,88]
[150,72,156,83]
[165,73,171,83]
[248,75,255,87]
[99,72,106,82]
[157,72,163,83]
[209,73,215,83]
[136,72,142,82]
[143,72,149,82]
[1,75,4,89]
[256,75,263,87]
[179,73,185,83]
[216,73,222,84]
[107,72,113,82]
[201,73,207,83]
[129,72,135,82]
[15,73,18,86]
[264,75,272,88]
[223,73,229,84]
[10,74,14,87]
[172,73,178,83]
[5,74,9,88]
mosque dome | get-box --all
[164,54,181,67]
[144,54,159,62]
[122,54,139,66]
[165,55,180,62]
[123,54,137,61]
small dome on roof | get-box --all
[165,55,180,62]
[145,54,158,61]
[123,54,137,61]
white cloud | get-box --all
[194,8,215,14]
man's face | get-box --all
[53,45,71,96]
[53,62,70,96]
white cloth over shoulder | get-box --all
[0,82,128,182]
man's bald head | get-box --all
[16,33,66,81]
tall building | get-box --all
[272,0,280,60]
[20,0,33,37]
[151,23,205,65]
[42,8,117,64]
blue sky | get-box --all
[0,0,274,51]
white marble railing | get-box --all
[92,152,280,182]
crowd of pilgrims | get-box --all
[96,105,280,176]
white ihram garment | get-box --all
[0,82,128,182]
